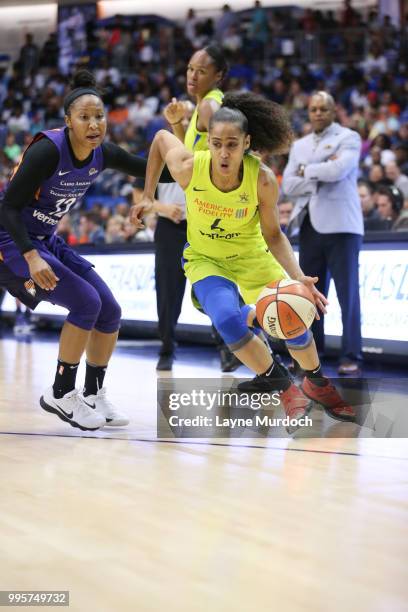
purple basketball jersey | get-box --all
[20,128,103,237]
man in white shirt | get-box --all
[283,91,363,375]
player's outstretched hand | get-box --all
[164,98,186,126]
[298,275,328,320]
[24,251,59,291]
[129,198,154,229]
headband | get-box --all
[64,88,102,114]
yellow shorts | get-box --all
[183,244,286,304]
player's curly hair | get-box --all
[209,91,293,154]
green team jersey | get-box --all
[184,89,223,152]
[184,150,267,260]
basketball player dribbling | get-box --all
[131,91,356,431]
[0,70,172,431]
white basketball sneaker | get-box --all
[40,387,106,431]
[81,387,129,427]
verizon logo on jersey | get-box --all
[32,209,58,225]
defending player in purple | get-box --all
[0,69,171,432]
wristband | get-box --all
[170,119,183,126]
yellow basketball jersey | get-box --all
[184,89,223,152]
[184,151,266,259]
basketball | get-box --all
[256,279,316,340]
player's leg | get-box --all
[32,262,108,431]
[285,331,356,422]
[326,233,362,374]
[154,218,187,370]
[77,267,128,426]
[233,244,356,422]
[3,245,110,429]
[193,275,312,430]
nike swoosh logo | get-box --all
[83,399,96,409]
[193,187,206,191]
[56,405,73,418]
[58,170,71,176]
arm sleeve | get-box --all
[102,141,174,183]
[0,138,59,254]
[303,132,361,183]
[282,145,317,197]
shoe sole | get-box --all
[301,386,356,423]
[40,396,103,431]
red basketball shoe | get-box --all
[279,383,313,434]
[301,377,356,422]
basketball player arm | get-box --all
[102,142,173,182]
[130,130,193,228]
[163,98,188,143]
[0,139,60,289]
[258,170,328,315]
[196,98,220,132]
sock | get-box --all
[83,362,107,397]
[53,360,80,399]
[261,360,291,391]
[305,364,328,387]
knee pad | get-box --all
[285,329,313,350]
[66,288,102,331]
[95,295,122,334]
[214,309,254,350]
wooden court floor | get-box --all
[0,333,407,612]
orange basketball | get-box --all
[256,279,316,340]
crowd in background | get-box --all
[0,0,407,244]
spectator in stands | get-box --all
[358,179,382,231]
[79,212,105,245]
[376,185,408,230]
[56,215,78,245]
[249,1,269,59]
[3,133,21,164]
[19,33,39,77]
[369,163,387,185]
[104,214,125,244]
[362,41,388,74]
[184,8,199,44]
[40,33,59,69]
[215,5,237,41]
[385,161,408,199]
[127,94,154,129]
[7,104,30,135]
[123,218,139,243]
[278,196,294,233]
[394,142,408,175]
